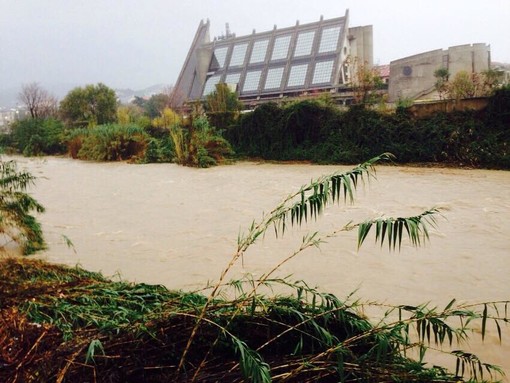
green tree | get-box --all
[0,159,45,254]
[116,104,144,126]
[434,67,450,100]
[480,68,505,95]
[143,93,171,119]
[60,83,117,128]
[447,70,476,101]
[346,56,384,106]
[152,107,181,128]
[204,83,243,129]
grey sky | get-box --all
[1,0,509,92]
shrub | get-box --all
[170,116,233,168]
[226,92,510,169]
[9,118,66,156]
[66,124,149,162]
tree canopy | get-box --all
[59,83,117,128]
[204,83,243,129]
[18,82,58,119]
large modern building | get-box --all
[173,11,498,107]
[173,10,373,107]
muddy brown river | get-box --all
[7,156,510,379]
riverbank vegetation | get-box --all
[2,83,233,167]
[1,154,508,382]
[226,86,510,169]
[2,82,509,169]
[2,256,506,382]
[0,159,45,255]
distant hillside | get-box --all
[115,84,168,104]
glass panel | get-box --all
[250,39,269,64]
[318,27,340,53]
[312,60,334,84]
[202,75,221,96]
[229,43,248,67]
[213,47,228,68]
[294,31,315,57]
[264,67,284,90]
[271,35,291,61]
[225,72,241,85]
[243,70,262,92]
[287,64,308,87]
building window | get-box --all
[403,66,412,76]
[312,60,334,84]
[229,43,248,67]
[212,47,229,68]
[318,27,340,53]
[225,72,241,86]
[271,35,292,61]
[250,39,269,64]
[264,67,285,90]
[243,70,262,92]
[202,75,221,96]
[287,64,308,87]
[294,31,315,57]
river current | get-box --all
[8,156,510,379]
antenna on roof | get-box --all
[225,23,235,38]
[216,22,235,41]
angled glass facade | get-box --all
[264,67,285,90]
[318,27,341,53]
[212,47,228,68]
[287,64,309,87]
[294,31,315,57]
[225,72,242,86]
[250,39,269,64]
[173,10,374,106]
[229,43,248,67]
[202,75,221,96]
[312,60,334,84]
[243,71,262,93]
[271,35,292,61]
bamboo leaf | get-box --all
[495,319,502,344]
[444,298,456,311]
[481,304,487,341]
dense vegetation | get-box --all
[4,82,509,169]
[0,155,508,382]
[226,87,510,168]
[0,159,45,254]
[4,256,505,383]
[2,83,233,167]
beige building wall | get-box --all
[348,25,374,68]
[388,44,490,102]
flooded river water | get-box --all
[9,156,510,379]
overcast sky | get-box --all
[1,0,509,93]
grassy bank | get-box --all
[0,256,489,383]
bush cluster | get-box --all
[226,89,510,168]
[65,124,150,162]
[8,118,66,156]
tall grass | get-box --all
[65,124,149,162]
